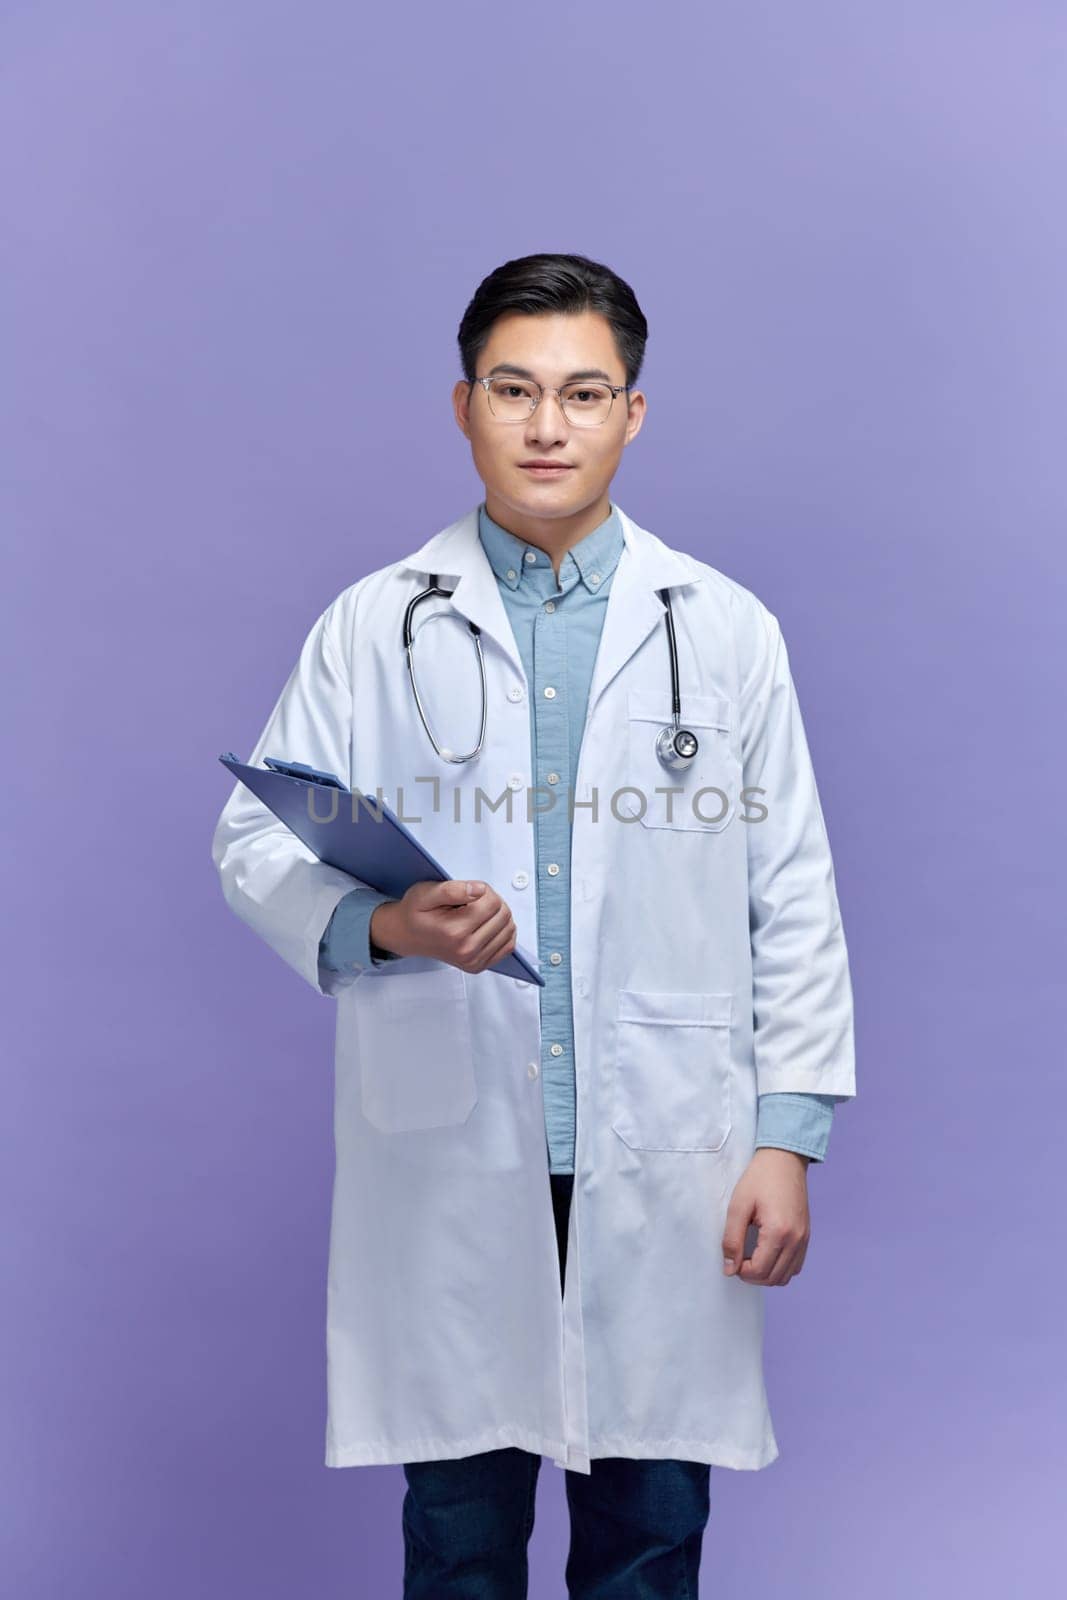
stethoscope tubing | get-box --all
[405,574,696,769]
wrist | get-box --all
[755,1145,812,1169]
[370,900,404,958]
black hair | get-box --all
[457,252,648,389]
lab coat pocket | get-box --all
[356,965,478,1133]
[624,691,740,831]
[612,989,733,1152]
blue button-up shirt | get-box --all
[320,501,837,1166]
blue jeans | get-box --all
[402,1174,711,1598]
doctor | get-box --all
[212,252,856,1599]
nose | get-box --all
[525,388,569,447]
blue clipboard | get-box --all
[218,752,545,987]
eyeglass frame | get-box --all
[470,373,632,426]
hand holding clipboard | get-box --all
[218,752,544,986]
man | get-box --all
[212,252,856,1598]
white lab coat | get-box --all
[211,502,856,1475]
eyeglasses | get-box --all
[472,375,631,427]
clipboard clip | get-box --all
[261,755,347,790]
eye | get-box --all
[490,379,536,400]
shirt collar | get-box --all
[477,500,625,595]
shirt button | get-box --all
[549,952,562,965]
[508,774,524,790]
[525,551,537,564]
[527,1061,539,1078]
[544,600,556,613]
[550,1043,564,1056]
[589,572,601,584]
[546,863,560,876]
[506,568,517,580]
[547,772,560,784]
[512,870,530,888]
[544,686,557,699]
[508,686,525,702]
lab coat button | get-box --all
[508,774,524,790]
[508,686,524,702]
[512,870,529,888]
[527,1062,539,1078]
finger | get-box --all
[782,1219,812,1282]
[450,900,508,968]
[721,1200,754,1276]
[464,893,507,939]
[763,1238,802,1286]
[473,924,518,972]
[468,907,516,969]
[739,1227,786,1284]
[479,910,517,963]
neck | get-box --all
[483,490,612,577]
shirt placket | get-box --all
[526,552,578,1174]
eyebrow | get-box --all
[485,362,619,384]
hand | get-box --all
[370,880,518,974]
[721,1148,812,1287]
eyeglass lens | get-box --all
[484,378,616,425]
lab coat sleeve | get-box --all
[211,596,376,999]
[741,603,856,1100]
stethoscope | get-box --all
[403,576,699,771]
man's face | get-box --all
[452,309,646,531]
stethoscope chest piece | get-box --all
[653,585,699,771]
[656,722,700,771]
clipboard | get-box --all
[218,752,545,987]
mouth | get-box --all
[518,463,574,478]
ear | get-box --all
[452,378,474,439]
[622,388,647,446]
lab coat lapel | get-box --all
[398,508,525,683]
[396,503,706,717]
[583,506,705,722]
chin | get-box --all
[508,472,584,511]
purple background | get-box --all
[5,3,1064,1595]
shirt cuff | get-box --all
[754,1092,837,1163]
[318,884,401,979]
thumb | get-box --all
[432,878,485,906]
[721,1200,752,1276]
